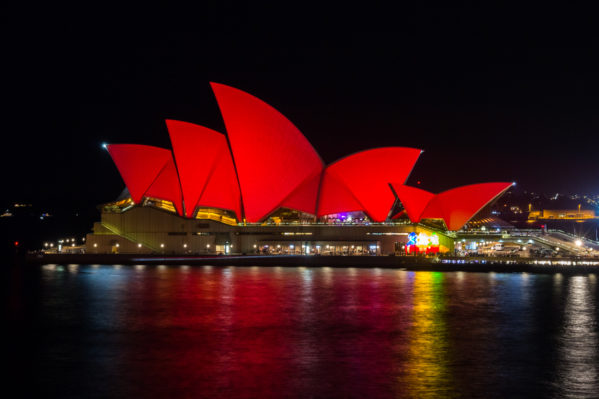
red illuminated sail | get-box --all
[318,147,422,222]
[317,172,364,217]
[106,144,171,204]
[420,182,513,230]
[166,119,240,219]
[391,184,435,222]
[211,82,324,222]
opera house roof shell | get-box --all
[106,82,512,230]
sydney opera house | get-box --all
[86,83,512,255]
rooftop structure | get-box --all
[104,82,512,232]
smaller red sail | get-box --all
[391,184,435,222]
[318,147,422,222]
[166,119,240,218]
[106,144,171,204]
[420,182,513,230]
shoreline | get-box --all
[24,253,599,275]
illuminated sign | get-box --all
[405,231,440,255]
[407,232,417,246]
[416,232,429,246]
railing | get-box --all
[547,229,599,245]
[530,236,580,254]
[438,257,599,266]
[238,220,415,227]
[456,228,598,245]
[454,228,596,255]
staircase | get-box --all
[101,221,160,252]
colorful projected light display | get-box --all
[405,232,440,254]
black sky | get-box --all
[2,5,598,211]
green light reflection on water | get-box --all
[398,271,457,398]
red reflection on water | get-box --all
[11,265,598,397]
[111,266,427,397]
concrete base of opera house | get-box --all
[82,206,455,256]
[24,253,599,275]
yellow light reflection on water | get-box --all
[399,272,455,398]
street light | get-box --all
[575,239,582,247]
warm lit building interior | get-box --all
[529,209,596,220]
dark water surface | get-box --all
[5,265,599,398]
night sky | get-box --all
[3,5,599,212]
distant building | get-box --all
[528,209,596,220]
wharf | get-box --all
[25,253,599,275]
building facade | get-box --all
[87,205,456,255]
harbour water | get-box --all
[5,264,599,398]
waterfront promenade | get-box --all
[25,253,599,275]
